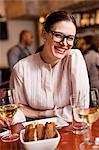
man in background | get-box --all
[7,30,33,70]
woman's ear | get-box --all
[41,29,47,41]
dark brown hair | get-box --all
[36,11,77,53]
[44,10,77,33]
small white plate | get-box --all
[22,117,69,129]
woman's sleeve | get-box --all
[71,49,90,107]
[10,62,28,105]
[54,50,90,122]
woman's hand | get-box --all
[44,106,56,118]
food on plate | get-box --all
[44,122,56,139]
[25,124,36,141]
[24,122,57,142]
[36,124,45,140]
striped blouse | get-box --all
[10,49,90,122]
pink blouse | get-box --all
[10,49,89,122]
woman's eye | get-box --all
[55,33,62,38]
[68,36,74,41]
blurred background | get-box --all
[0,0,99,86]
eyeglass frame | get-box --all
[50,30,76,45]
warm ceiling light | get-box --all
[39,16,45,23]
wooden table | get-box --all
[57,119,99,150]
[0,118,99,150]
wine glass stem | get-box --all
[84,124,93,143]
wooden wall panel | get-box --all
[4,0,25,19]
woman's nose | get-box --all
[60,38,68,46]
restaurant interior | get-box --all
[0,0,99,85]
[0,0,99,149]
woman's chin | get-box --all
[53,50,68,59]
[53,53,65,59]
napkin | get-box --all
[11,109,26,125]
[62,106,72,122]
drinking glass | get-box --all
[70,94,88,134]
[79,108,99,148]
[0,104,20,142]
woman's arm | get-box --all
[19,104,55,119]
[71,49,90,107]
[53,50,90,123]
[10,63,55,119]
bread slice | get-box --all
[24,122,57,141]
[44,122,56,139]
[24,124,36,141]
[36,124,45,140]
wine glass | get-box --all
[70,93,89,134]
[79,108,99,149]
[0,104,20,142]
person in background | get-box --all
[0,11,90,127]
[81,35,99,89]
[80,35,99,107]
[7,30,33,70]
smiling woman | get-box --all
[0,11,90,128]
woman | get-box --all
[0,11,89,127]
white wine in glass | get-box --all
[0,104,20,142]
[79,108,99,128]
[79,108,99,149]
[70,93,88,134]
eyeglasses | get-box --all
[50,30,75,45]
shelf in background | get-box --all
[77,25,99,36]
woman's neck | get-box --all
[40,50,59,67]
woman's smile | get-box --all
[54,46,66,54]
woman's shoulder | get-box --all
[70,48,83,57]
[13,53,39,71]
[63,49,83,64]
